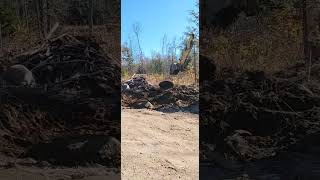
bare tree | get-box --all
[24,0,29,33]
[45,0,51,33]
[132,22,144,65]
[161,34,168,56]
[161,34,169,74]
[15,0,22,26]
[0,24,2,54]
[122,42,134,73]
[36,0,44,39]
[193,38,198,84]
[187,1,199,38]
[36,0,41,38]
[89,0,94,35]
[303,0,309,62]
[170,37,178,63]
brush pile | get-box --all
[122,76,198,113]
[15,34,120,96]
[200,70,320,162]
[0,34,120,167]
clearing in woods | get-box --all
[121,108,199,180]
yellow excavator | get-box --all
[169,33,195,75]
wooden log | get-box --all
[0,23,2,55]
[46,22,60,40]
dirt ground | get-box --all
[0,164,120,180]
[0,107,198,180]
[121,107,199,180]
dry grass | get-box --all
[122,70,198,86]
[147,71,198,86]
[0,29,40,69]
[0,29,39,57]
[202,9,303,78]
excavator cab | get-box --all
[169,63,181,75]
[136,65,146,74]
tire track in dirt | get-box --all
[121,108,199,180]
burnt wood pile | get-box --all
[10,33,121,122]
[201,69,320,163]
[122,76,199,113]
[0,34,120,168]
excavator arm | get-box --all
[170,34,195,75]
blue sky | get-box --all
[121,0,197,57]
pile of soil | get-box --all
[0,34,120,168]
[200,69,320,162]
[121,76,199,113]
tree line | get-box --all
[0,0,120,55]
[122,31,198,76]
[121,2,199,77]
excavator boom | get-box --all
[180,34,194,70]
[170,34,195,75]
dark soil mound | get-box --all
[26,135,120,167]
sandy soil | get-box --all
[121,108,199,180]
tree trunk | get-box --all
[36,0,42,39]
[24,0,29,33]
[135,32,143,66]
[193,45,197,84]
[16,0,22,25]
[43,1,47,37]
[0,24,3,55]
[39,0,44,38]
[303,0,309,62]
[89,0,94,35]
[46,0,51,33]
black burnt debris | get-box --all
[121,76,199,113]
[0,34,120,168]
[200,57,320,178]
[26,135,120,167]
